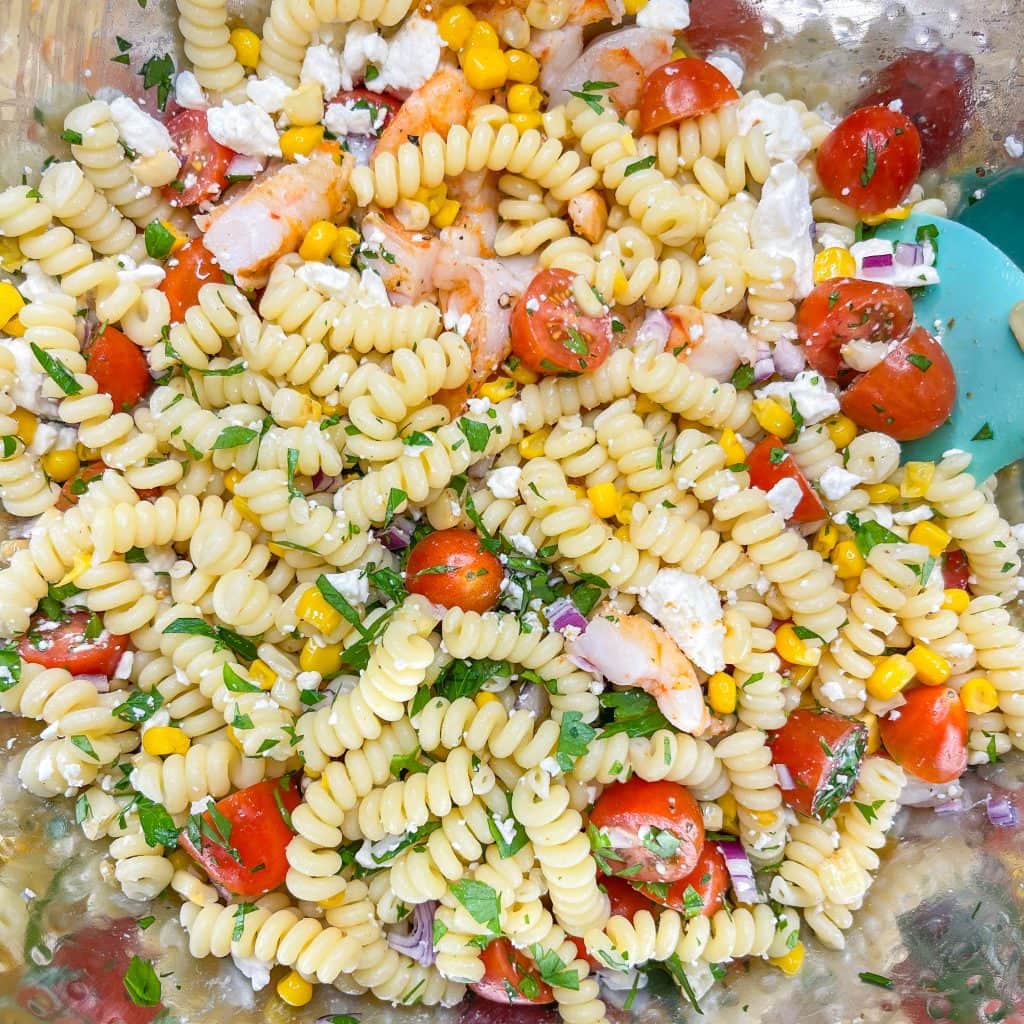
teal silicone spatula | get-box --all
[873,212,1024,479]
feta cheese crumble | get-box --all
[750,161,815,297]
[639,569,726,674]
[737,96,812,162]
[109,96,174,156]
[1005,135,1023,159]
[246,75,291,114]
[756,371,840,425]
[300,43,343,97]
[323,568,370,605]
[765,478,803,521]
[636,0,691,32]
[207,101,282,158]
[819,465,861,501]
[174,70,208,110]
[487,465,522,499]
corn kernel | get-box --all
[284,81,324,127]
[331,226,361,267]
[613,524,631,543]
[569,484,585,500]
[824,414,857,450]
[519,429,549,459]
[249,659,278,691]
[863,205,910,226]
[280,125,325,161]
[509,111,543,133]
[856,711,880,754]
[229,27,261,69]
[296,587,343,634]
[168,848,192,871]
[159,220,188,254]
[751,398,795,440]
[718,428,746,467]
[813,246,856,284]
[717,792,739,834]
[299,640,343,675]
[708,672,737,714]
[438,5,477,48]
[866,654,916,702]
[474,691,500,708]
[832,540,865,579]
[775,623,821,667]
[462,47,509,91]
[508,84,543,113]
[771,941,805,976]
[901,461,935,499]
[909,521,951,557]
[226,725,244,751]
[432,198,461,228]
[623,0,647,13]
[299,220,339,262]
[587,482,621,518]
[318,890,348,909]
[507,360,538,385]
[12,407,37,446]
[614,499,634,526]
[633,395,658,415]
[223,468,243,493]
[907,644,951,686]
[276,970,313,1008]
[942,588,970,614]
[960,676,998,714]
[3,316,25,337]
[142,725,191,757]
[466,19,499,49]
[864,483,900,504]
[620,132,637,156]
[41,449,80,483]
[788,665,816,691]
[750,808,777,826]
[479,377,516,403]
[58,551,92,588]
[612,269,630,302]
[232,495,259,525]
[813,521,839,558]
[505,49,540,83]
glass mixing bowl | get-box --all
[0,2,1022,1022]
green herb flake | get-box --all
[449,879,501,934]
[123,955,162,1007]
[30,343,82,395]
[858,972,893,990]
[212,425,258,450]
[144,220,176,260]
[906,353,932,372]
[112,689,164,724]
[556,711,596,772]
[972,422,994,441]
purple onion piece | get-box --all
[753,353,775,383]
[377,515,414,551]
[861,253,895,270]
[225,153,264,179]
[546,597,589,634]
[568,652,600,674]
[894,242,925,267]
[513,681,550,717]
[717,840,764,903]
[636,309,672,350]
[774,763,795,790]
[386,900,438,965]
[772,337,807,380]
[986,794,1018,828]
[80,673,111,693]
[933,798,965,816]
[338,132,378,166]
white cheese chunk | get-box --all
[636,0,691,31]
[819,465,861,501]
[850,238,940,289]
[639,569,726,674]
[756,370,840,425]
[750,160,815,298]
[207,101,282,158]
[246,75,292,114]
[109,96,174,156]
[487,465,522,500]
[301,44,342,97]
[765,478,803,521]
[174,70,208,110]
[323,568,369,605]
[737,96,811,162]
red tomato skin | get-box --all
[880,686,967,784]
[510,269,612,376]
[638,842,729,917]
[840,327,956,441]
[329,89,402,131]
[638,58,740,134]
[769,709,867,819]
[470,938,555,1005]
[164,109,234,208]
[684,0,767,61]
[589,778,704,883]
[798,279,915,381]
[747,435,827,524]
[86,325,151,411]
[942,549,971,591]
[405,529,505,613]
[19,610,129,677]
[856,50,975,169]
[160,239,225,323]
[180,777,301,897]
[816,106,923,214]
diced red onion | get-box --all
[753,347,775,383]
[513,681,550,716]
[772,338,806,380]
[717,840,764,904]
[211,880,232,904]
[225,154,264,179]
[80,673,111,693]
[311,471,340,492]
[568,653,600,674]
[808,222,818,242]
[861,253,895,270]
[377,515,414,551]
[547,597,589,634]
[894,242,925,267]
[986,794,1018,828]
[386,901,438,965]
[636,309,672,350]
[344,134,378,166]
[933,797,965,816]
[774,763,794,790]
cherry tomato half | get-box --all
[405,529,504,613]
[684,0,767,62]
[816,106,923,215]
[160,238,225,324]
[86,325,151,412]
[747,435,827,524]
[797,278,914,382]
[638,57,739,134]
[769,709,868,820]
[572,875,659,967]
[510,269,612,376]
[470,938,555,1005]
[879,686,968,784]
[180,776,301,897]
[942,549,970,591]
[19,609,129,677]
[840,326,956,441]
[635,842,729,918]
[164,108,234,208]
[589,779,704,883]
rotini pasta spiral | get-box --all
[176,0,246,97]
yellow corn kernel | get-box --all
[775,623,821,667]
[771,941,805,976]
[507,361,538,385]
[474,691,499,708]
[276,970,313,1008]
[824,414,857,450]
[900,461,935,499]
[633,395,658,415]
[614,524,631,543]
[509,111,543,133]
[750,808,777,826]
[223,468,243,493]
[318,890,348,909]
[717,792,739,834]
[158,220,188,254]
[299,640,343,675]
[462,47,509,91]
[907,644,951,686]
[863,205,910,226]
[280,125,325,161]
[942,588,970,614]
[41,449,80,483]
[12,407,37,446]
[866,653,916,702]
[718,427,746,467]
[788,664,816,691]
[168,848,193,871]
[623,0,647,13]
[505,49,539,84]
[299,220,340,262]
[518,429,549,459]
[75,443,98,462]
[229,27,261,69]
[438,5,477,49]
[569,484,586,501]
[232,495,259,525]
[267,543,289,557]
[142,726,191,757]
[330,225,361,267]
[3,315,24,336]
[432,198,461,228]
[910,521,951,557]
[708,672,737,714]
[960,676,998,715]
[58,551,92,588]
[226,725,244,751]
[466,19,499,49]
[284,81,324,126]
[843,577,859,595]
[415,183,448,216]
[864,483,900,504]
[296,587,343,634]
[813,521,839,558]
[248,659,278,691]
[587,482,621,519]
[0,282,26,329]
[751,398,795,440]
[612,269,630,302]
[614,499,634,526]
[813,246,857,284]
[479,377,516,403]
[507,84,543,114]
[856,711,880,754]
[832,539,865,579]
[620,132,637,156]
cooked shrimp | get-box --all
[359,210,440,301]
[667,305,759,382]
[567,605,714,735]
[471,0,625,27]
[448,169,500,254]
[197,148,352,288]
[567,190,608,244]
[375,67,477,157]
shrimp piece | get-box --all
[567,190,608,244]
[667,305,759,382]
[359,210,440,301]
[375,67,476,157]
[197,148,352,288]
[448,169,500,254]
[567,605,714,735]
[471,0,625,27]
